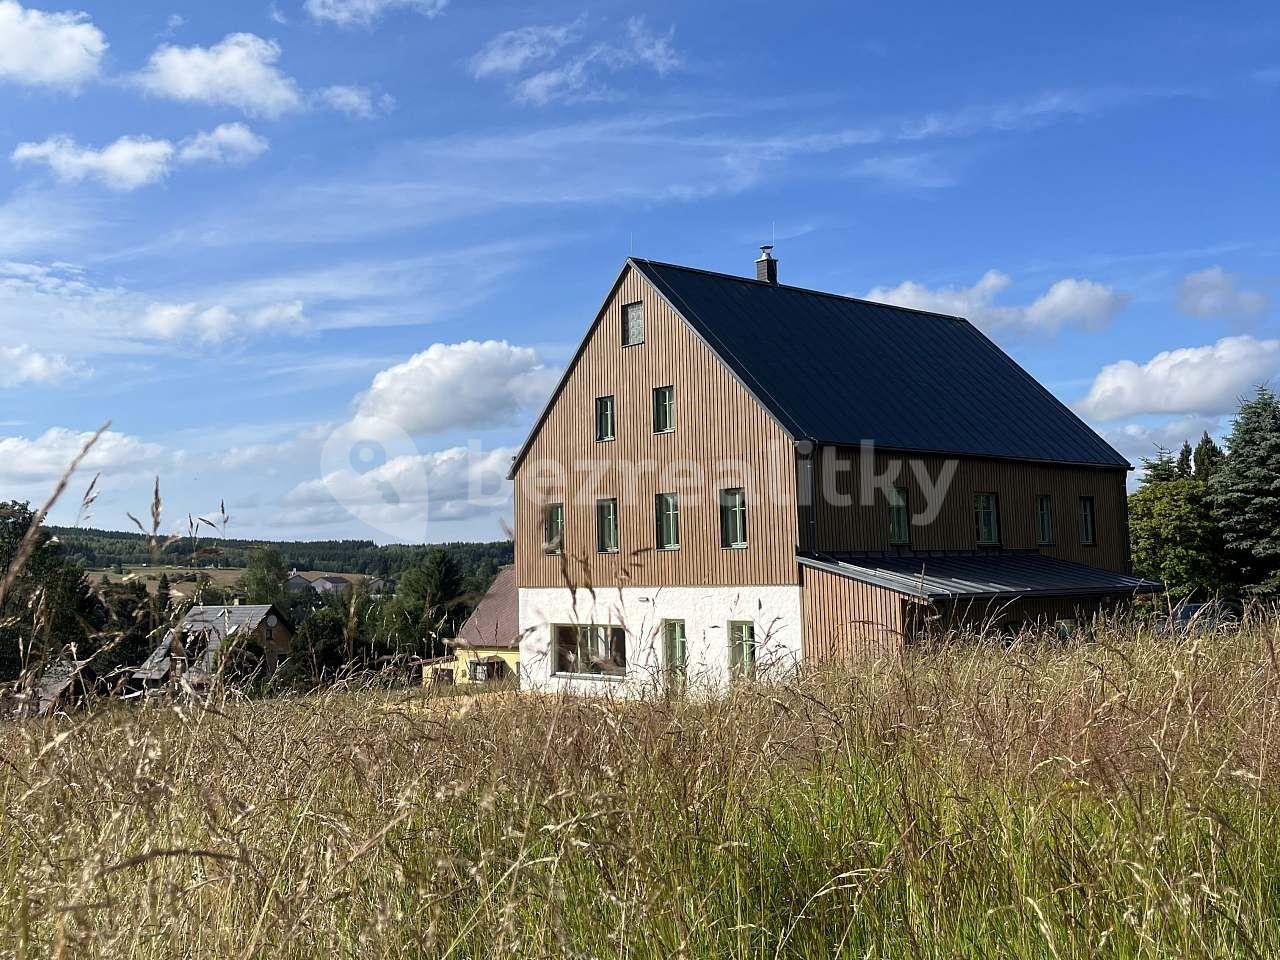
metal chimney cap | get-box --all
[757,244,775,261]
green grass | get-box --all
[2,620,1278,958]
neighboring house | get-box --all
[31,658,98,716]
[448,566,521,684]
[134,603,294,689]
[287,572,354,595]
[509,248,1159,694]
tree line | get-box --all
[49,526,512,582]
[1129,386,1280,600]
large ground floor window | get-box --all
[553,624,627,678]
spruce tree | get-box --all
[1141,447,1179,484]
[1176,441,1193,478]
[1193,431,1225,479]
[1211,387,1280,594]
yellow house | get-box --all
[449,566,521,684]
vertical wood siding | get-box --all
[799,565,906,663]
[514,265,799,589]
[812,446,1130,572]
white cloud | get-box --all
[470,21,580,78]
[283,443,513,538]
[866,270,1128,334]
[0,0,106,91]
[354,340,559,435]
[138,299,305,343]
[1077,335,1280,421]
[12,124,269,191]
[304,0,447,28]
[317,84,394,118]
[1100,415,1222,470]
[0,344,79,387]
[12,135,174,191]
[1177,266,1269,320]
[477,16,681,106]
[134,33,302,118]
[0,427,167,485]
[177,122,269,164]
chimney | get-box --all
[755,244,778,284]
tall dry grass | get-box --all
[1,616,1277,958]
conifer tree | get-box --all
[1176,441,1193,478]
[1211,387,1280,594]
[1193,431,1225,479]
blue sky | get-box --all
[0,0,1276,544]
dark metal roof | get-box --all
[452,566,520,650]
[798,550,1161,600]
[630,259,1129,469]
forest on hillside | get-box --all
[49,525,512,581]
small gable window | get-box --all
[653,385,675,433]
[595,395,615,442]
[622,302,645,346]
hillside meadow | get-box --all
[1,617,1278,959]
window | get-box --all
[720,488,748,548]
[889,485,910,546]
[1079,496,1097,546]
[553,624,626,678]
[974,492,1001,545]
[622,302,645,346]
[663,619,686,682]
[652,385,675,433]
[595,395,615,442]
[596,498,619,553]
[728,621,756,680]
[655,492,680,550]
[543,502,564,555]
[1035,495,1054,545]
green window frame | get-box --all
[728,621,756,680]
[553,624,627,678]
[622,302,645,346]
[596,498,619,553]
[1035,494,1054,545]
[543,502,564,555]
[663,619,687,681]
[889,485,910,545]
[719,488,748,548]
[1078,496,1097,546]
[655,492,680,550]
[974,492,1000,545]
[594,395,615,442]
[652,385,675,433]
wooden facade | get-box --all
[799,565,907,664]
[513,264,800,589]
[807,446,1130,572]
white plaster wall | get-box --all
[518,584,803,696]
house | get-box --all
[31,658,98,716]
[134,603,294,689]
[508,248,1159,694]
[287,571,355,595]
[447,566,521,684]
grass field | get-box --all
[1,618,1277,958]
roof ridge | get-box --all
[629,257,969,323]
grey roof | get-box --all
[133,604,288,682]
[629,259,1129,469]
[798,550,1161,601]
